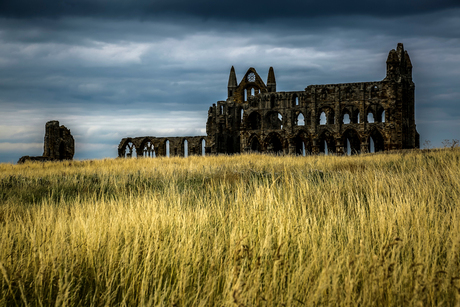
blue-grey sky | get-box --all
[1,0,459,162]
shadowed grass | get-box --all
[0,149,459,306]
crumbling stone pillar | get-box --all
[43,121,75,160]
[18,120,74,163]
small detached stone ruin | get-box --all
[18,120,75,163]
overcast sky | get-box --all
[1,0,460,163]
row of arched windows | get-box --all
[122,139,206,158]
[248,129,385,156]
[251,85,380,109]
[245,107,387,130]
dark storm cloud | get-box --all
[0,2,459,162]
[1,0,459,20]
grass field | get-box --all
[1,149,460,306]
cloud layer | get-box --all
[1,1,460,162]
[1,0,459,20]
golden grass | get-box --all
[1,149,460,306]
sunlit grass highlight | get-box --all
[1,149,460,306]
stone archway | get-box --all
[264,133,285,154]
[342,129,361,155]
[369,129,385,152]
[249,135,261,152]
[293,131,312,156]
[318,131,336,154]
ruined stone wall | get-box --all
[118,136,207,158]
[119,43,419,158]
[18,120,75,163]
[206,43,419,155]
[43,121,75,160]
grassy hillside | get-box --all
[1,149,459,306]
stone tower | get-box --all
[43,120,75,160]
[18,120,75,163]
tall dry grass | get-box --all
[1,149,459,306]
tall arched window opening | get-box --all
[124,142,136,158]
[367,113,374,123]
[297,113,305,126]
[320,112,327,125]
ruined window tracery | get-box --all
[247,73,256,82]
[143,141,155,157]
[123,141,136,158]
[297,113,305,126]
[319,108,335,125]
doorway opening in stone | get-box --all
[250,137,260,152]
[266,134,283,154]
[59,142,65,160]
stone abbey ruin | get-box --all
[18,121,75,163]
[119,43,419,158]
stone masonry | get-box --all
[118,43,419,157]
[18,120,75,163]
